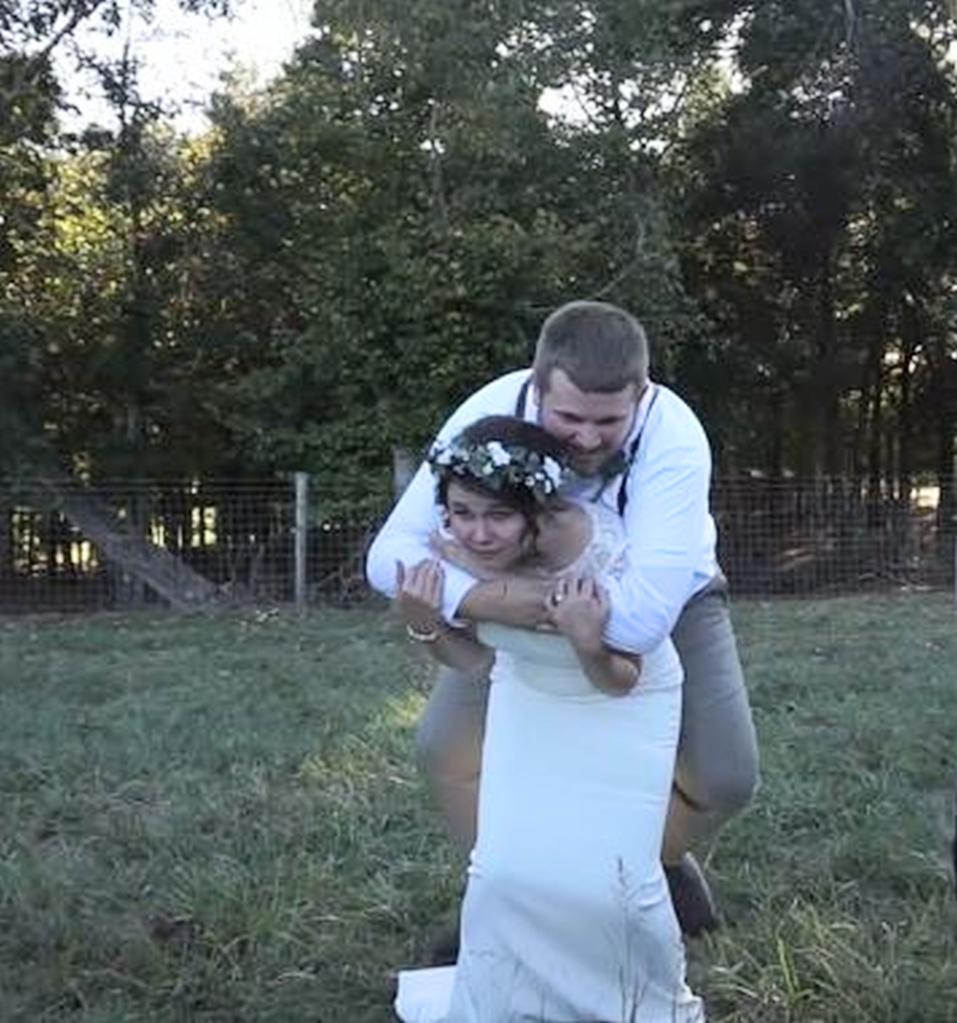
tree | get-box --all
[187,0,725,507]
[676,0,957,484]
[0,0,240,607]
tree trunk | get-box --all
[936,425,956,540]
[927,337,957,559]
[0,492,11,585]
[392,446,417,499]
[866,351,884,513]
[817,254,842,476]
[897,302,919,500]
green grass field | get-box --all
[1,595,955,1022]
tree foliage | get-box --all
[677,0,957,488]
[1,0,955,513]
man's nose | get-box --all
[574,425,602,450]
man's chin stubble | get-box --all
[572,456,609,476]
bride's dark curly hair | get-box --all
[430,415,571,546]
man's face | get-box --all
[539,368,641,477]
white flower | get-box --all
[481,462,495,475]
[432,445,454,466]
[485,441,511,466]
[542,456,563,486]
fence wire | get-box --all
[0,477,953,614]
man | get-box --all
[367,299,759,938]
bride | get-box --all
[389,415,705,1023]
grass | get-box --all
[0,594,955,1022]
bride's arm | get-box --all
[570,645,641,696]
[545,577,642,695]
[394,560,495,676]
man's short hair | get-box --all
[533,300,649,395]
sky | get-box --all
[44,4,957,137]
[55,0,315,133]
[50,1,754,136]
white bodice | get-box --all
[477,503,682,699]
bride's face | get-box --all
[445,481,530,571]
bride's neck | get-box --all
[528,501,591,572]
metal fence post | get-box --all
[294,471,309,609]
[392,446,416,499]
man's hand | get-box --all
[458,575,554,629]
[545,575,610,652]
[394,559,445,633]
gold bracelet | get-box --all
[406,623,442,643]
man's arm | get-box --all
[600,410,715,655]
[457,576,553,629]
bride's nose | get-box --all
[469,519,491,545]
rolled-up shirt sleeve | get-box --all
[600,431,714,655]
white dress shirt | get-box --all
[365,368,718,655]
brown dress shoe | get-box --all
[426,922,460,966]
[664,852,719,938]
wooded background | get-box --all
[2,1,955,608]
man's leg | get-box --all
[664,575,759,859]
[415,667,490,853]
[662,575,759,931]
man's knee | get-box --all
[414,708,482,785]
[414,712,450,778]
[680,751,760,817]
[711,761,760,815]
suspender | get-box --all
[515,375,532,420]
[513,374,659,517]
[616,387,659,515]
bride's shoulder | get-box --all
[532,501,623,576]
[580,500,625,540]
[575,501,628,576]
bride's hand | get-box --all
[544,575,610,650]
[394,559,445,633]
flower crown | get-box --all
[428,437,567,504]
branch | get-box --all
[427,100,450,238]
[1,0,112,110]
[843,0,857,48]
[33,1,110,66]
[587,206,648,302]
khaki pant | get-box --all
[415,574,760,856]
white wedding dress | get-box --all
[396,504,705,1023]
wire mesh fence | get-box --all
[0,475,954,614]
